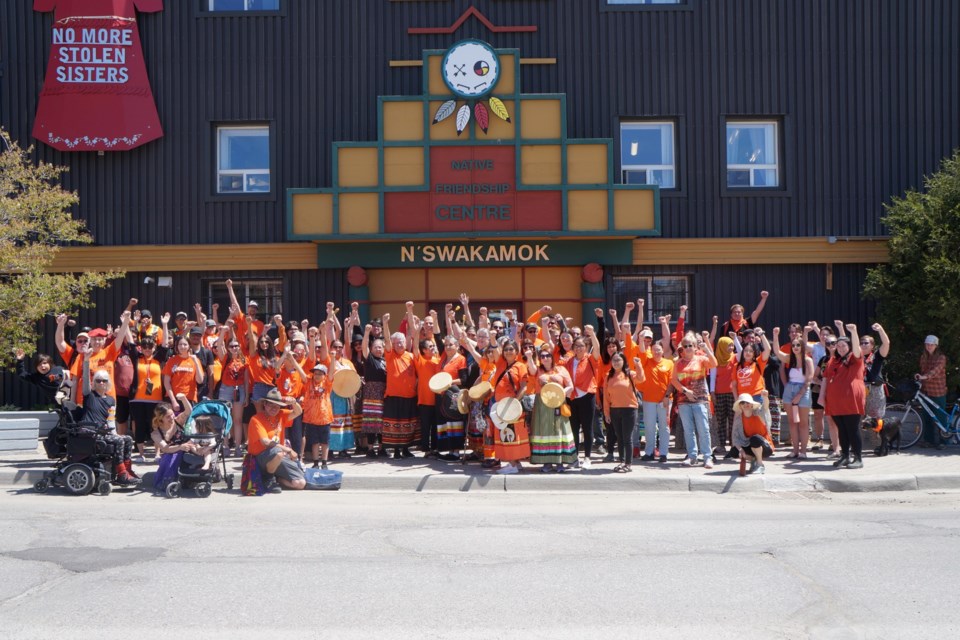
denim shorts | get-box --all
[782,382,812,408]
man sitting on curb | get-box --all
[247,387,306,493]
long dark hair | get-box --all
[256,335,277,361]
[787,341,810,375]
[738,343,758,368]
[600,336,620,365]
[606,352,631,380]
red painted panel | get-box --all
[384,145,563,233]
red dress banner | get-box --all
[32,0,163,152]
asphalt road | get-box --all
[1,489,959,639]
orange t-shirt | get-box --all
[637,355,674,403]
[733,355,767,397]
[567,354,599,396]
[742,413,773,448]
[413,352,441,405]
[385,350,417,399]
[248,356,278,386]
[132,357,164,402]
[162,355,200,402]
[277,366,304,400]
[219,355,248,387]
[302,378,334,425]
[603,371,643,411]
[494,360,528,402]
[247,408,293,456]
[85,341,121,400]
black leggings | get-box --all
[833,414,862,458]
[419,403,437,451]
[610,407,636,464]
[569,394,596,456]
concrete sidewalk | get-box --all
[2,442,958,493]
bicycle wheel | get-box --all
[884,404,922,449]
[943,414,960,445]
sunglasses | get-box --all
[76,338,89,343]
[825,341,837,347]
[502,348,517,353]
[94,379,110,384]
[525,327,537,332]
[859,341,871,345]
[228,344,240,349]
[539,353,553,358]
[682,343,695,348]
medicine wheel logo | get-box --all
[435,40,510,136]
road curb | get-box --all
[5,465,959,493]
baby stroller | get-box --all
[164,400,235,498]
[35,389,128,496]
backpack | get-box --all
[240,453,265,496]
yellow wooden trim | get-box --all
[631,238,890,265]
[48,244,320,272]
[520,58,557,65]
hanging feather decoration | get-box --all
[455,104,471,136]
[474,102,490,133]
[488,96,511,123]
[432,100,457,125]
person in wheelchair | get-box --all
[80,346,140,486]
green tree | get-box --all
[0,131,123,369]
[864,149,960,395]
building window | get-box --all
[206,279,284,320]
[610,275,689,326]
[207,0,280,11]
[726,120,779,188]
[620,121,676,188]
[217,126,270,194]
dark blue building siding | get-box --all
[2,0,957,244]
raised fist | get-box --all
[760,290,769,299]
[625,302,635,311]
[594,308,603,318]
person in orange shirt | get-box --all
[491,340,531,474]
[292,360,335,470]
[731,390,774,475]
[602,353,645,472]
[162,336,204,411]
[670,331,718,467]
[637,342,674,462]
[129,337,166,461]
[719,290,769,337]
[435,331,467,455]
[565,328,601,469]
[215,329,250,457]
[277,347,306,460]
[246,387,305,492]
[381,314,419,459]
[408,305,441,457]
[597,335,622,463]
[528,346,576,472]
[730,337,771,401]
[713,336,738,459]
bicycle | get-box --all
[883,380,960,449]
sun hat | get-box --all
[734,393,761,413]
[262,387,286,406]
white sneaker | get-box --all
[703,458,714,469]
[571,458,582,469]
[682,457,694,467]
[581,458,592,469]
[133,455,146,464]
[497,463,519,474]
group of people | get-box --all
[15,284,953,493]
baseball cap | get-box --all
[640,328,654,339]
[247,300,259,308]
[87,328,109,338]
[189,326,204,335]
[925,335,939,345]
[141,310,152,318]
[312,363,328,374]
[175,311,188,319]
[205,319,217,327]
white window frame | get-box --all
[620,121,676,189]
[206,279,284,319]
[216,125,270,194]
[208,0,280,11]
[610,275,689,326]
[725,120,780,188]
